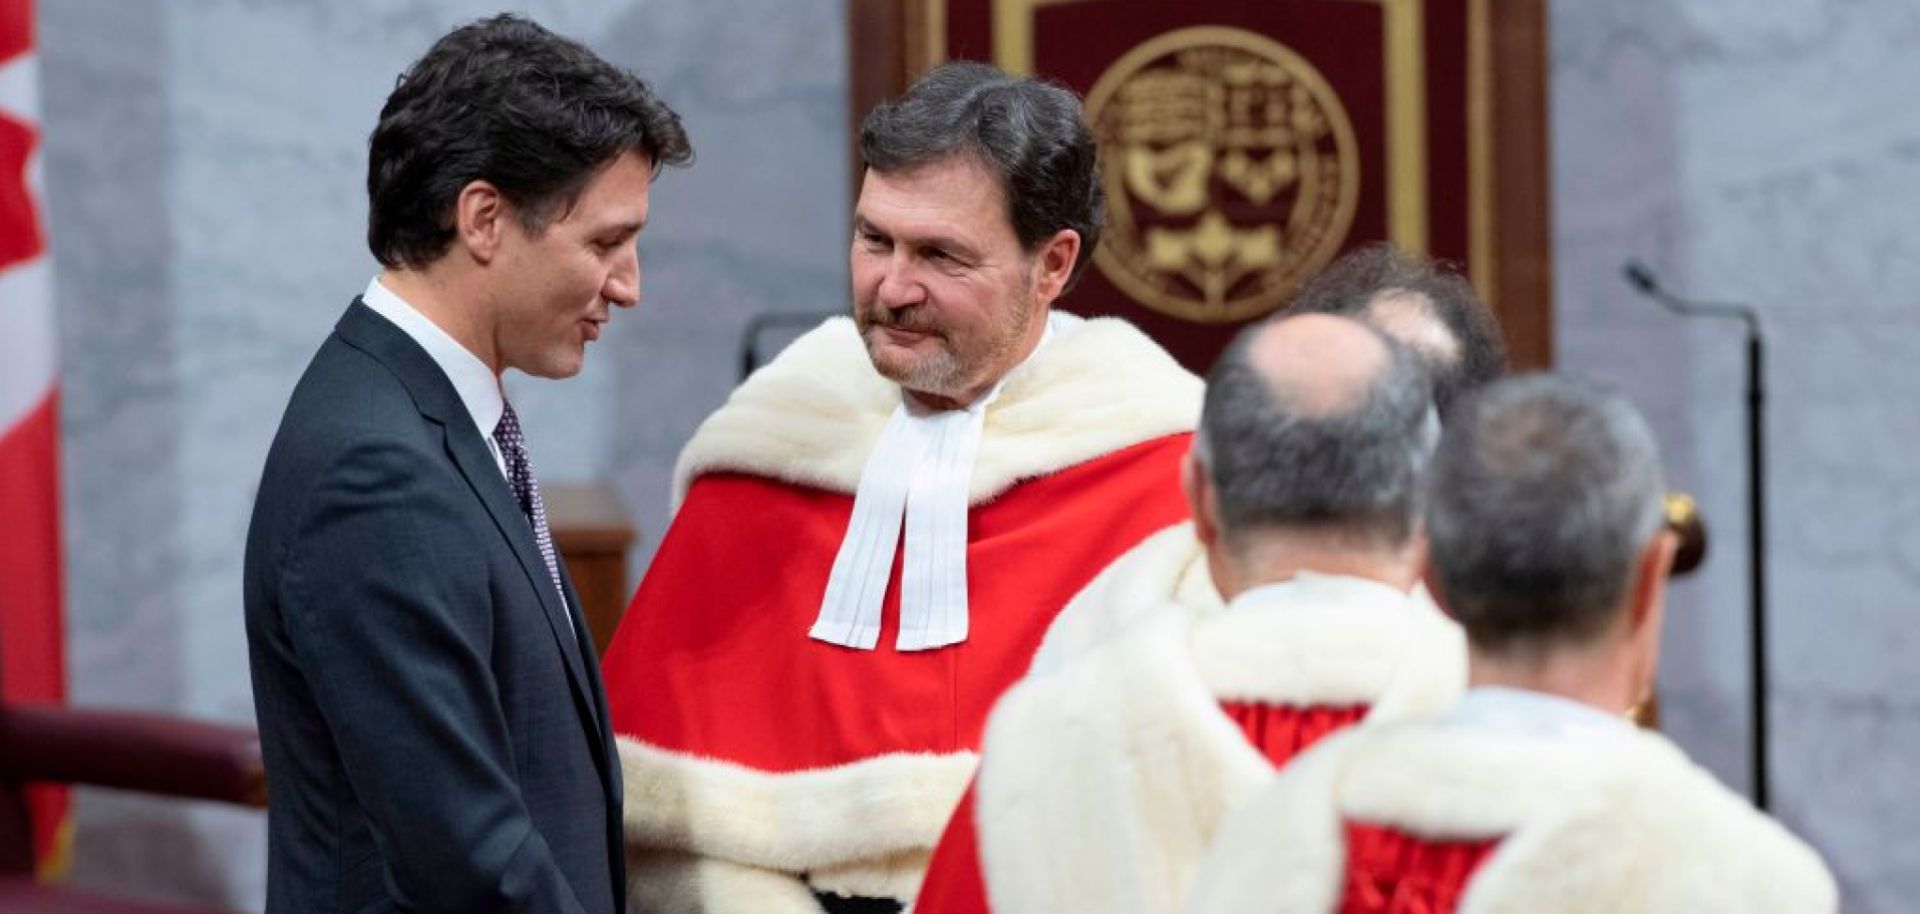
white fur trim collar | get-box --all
[1190,721,1838,914]
[975,581,1466,914]
[618,738,975,906]
[671,313,1200,509]
[1027,521,1221,676]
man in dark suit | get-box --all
[243,15,690,913]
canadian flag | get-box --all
[0,0,71,869]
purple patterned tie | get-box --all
[492,403,569,619]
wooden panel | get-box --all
[1490,0,1552,369]
[545,483,638,657]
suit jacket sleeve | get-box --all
[277,435,591,914]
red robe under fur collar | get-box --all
[1190,706,1838,914]
[600,313,1201,912]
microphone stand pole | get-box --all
[1621,262,1768,812]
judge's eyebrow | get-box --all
[854,215,980,261]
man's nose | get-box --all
[605,247,640,308]
[874,256,925,310]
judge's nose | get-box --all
[874,261,928,312]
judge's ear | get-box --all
[1029,228,1083,308]
[1627,528,1679,637]
[453,179,509,265]
[1401,527,1431,595]
[1182,449,1221,551]
[1624,528,1679,695]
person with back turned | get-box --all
[911,313,1467,914]
[1027,243,1508,673]
[1187,375,1837,914]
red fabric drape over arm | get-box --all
[1218,702,1369,770]
[909,781,991,914]
[1337,822,1501,914]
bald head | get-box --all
[1289,243,1507,417]
[1365,290,1462,365]
[1241,313,1395,419]
[1196,313,1437,552]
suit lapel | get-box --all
[334,301,610,766]
[442,426,607,745]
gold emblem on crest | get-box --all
[1085,27,1360,324]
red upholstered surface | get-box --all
[1337,822,1501,914]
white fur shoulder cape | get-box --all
[623,313,1198,913]
[1189,717,1839,914]
[670,313,1201,510]
[1027,521,1220,675]
[975,576,1468,914]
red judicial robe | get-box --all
[1190,691,1839,914]
[912,573,1467,914]
[600,314,1201,912]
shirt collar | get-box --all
[361,276,505,438]
[1227,570,1416,616]
[1442,685,1636,741]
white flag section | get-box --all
[0,0,72,869]
[2,24,55,433]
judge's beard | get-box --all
[859,296,1035,406]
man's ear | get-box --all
[1627,528,1679,637]
[1030,228,1082,307]
[454,179,508,265]
[1183,450,1220,551]
[1625,528,1679,712]
[1402,528,1431,595]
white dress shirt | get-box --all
[360,277,509,480]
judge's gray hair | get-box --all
[1427,374,1666,652]
[1195,319,1438,553]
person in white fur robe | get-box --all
[1187,375,1837,914]
[600,62,1201,914]
[1030,244,1508,676]
[909,314,1469,914]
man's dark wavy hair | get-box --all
[859,61,1104,292]
[367,14,693,268]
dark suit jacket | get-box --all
[244,300,625,914]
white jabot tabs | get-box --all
[812,314,1065,651]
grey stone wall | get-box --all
[1552,2,1920,909]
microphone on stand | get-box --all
[1620,260,1770,811]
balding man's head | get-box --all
[1196,313,1438,555]
[1289,243,1507,417]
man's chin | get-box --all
[516,351,586,380]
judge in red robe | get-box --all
[1029,243,1509,677]
[912,313,1468,914]
[1188,376,1837,914]
[599,62,1200,913]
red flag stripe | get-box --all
[0,110,44,272]
[0,0,69,869]
[0,390,68,869]
[0,0,26,66]
[0,389,63,706]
